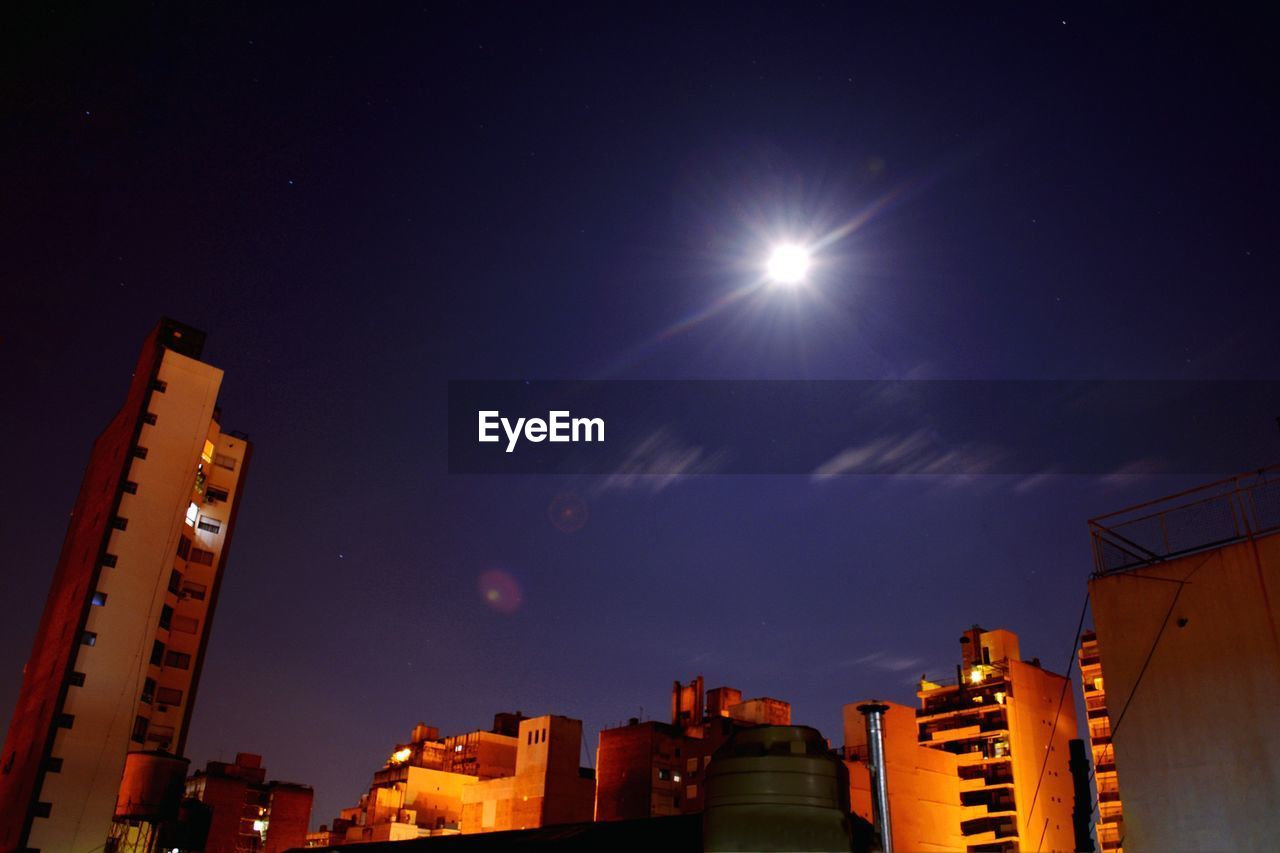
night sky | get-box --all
[2,4,1277,829]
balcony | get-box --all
[1090,466,1280,575]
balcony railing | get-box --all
[1090,466,1280,575]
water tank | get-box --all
[114,751,190,821]
[703,725,854,852]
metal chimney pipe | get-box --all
[857,703,893,853]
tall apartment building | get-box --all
[0,319,250,853]
[915,627,1077,853]
[1088,467,1280,850]
[1077,630,1123,852]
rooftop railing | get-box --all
[1089,465,1280,575]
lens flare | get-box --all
[548,493,589,533]
[477,569,523,613]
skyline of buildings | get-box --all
[0,319,1277,851]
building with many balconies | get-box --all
[915,627,1077,853]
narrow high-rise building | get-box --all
[915,627,1078,853]
[0,319,250,853]
[1077,630,1123,852]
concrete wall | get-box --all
[1090,533,1280,851]
[844,701,966,852]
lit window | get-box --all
[202,440,216,464]
[91,592,108,607]
[185,502,199,527]
[673,773,682,783]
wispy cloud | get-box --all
[596,428,730,494]
[810,428,1007,481]
[1096,457,1168,489]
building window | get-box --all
[143,412,157,425]
[151,641,166,667]
[142,678,156,704]
[182,581,208,601]
[156,687,183,706]
[190,548,215,565]
[197,517,221,534]
[102,553,118,568]
[111,516,128,531]
[56,713,74,729]
[213,453,236,470]
[45,757,63,774]
[91,592,108,607]
[172,615,199,634]
[159,605,173,631]
[146,724,175,746]
[202,440,216,464]
[177,536,192,560]
[168,570,182,594]
[151,379,168,393]
[658,769,670,781]
[185,502,199,527]
[528,731,533,745]
[68,671,86,687]
[122,480,138,494]
[33,801,52,818]
[132,446,148,460]
[164,651,191,670]
[81,631,97,647]
[206,486,229,503]
[131,716,149,744]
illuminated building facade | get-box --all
[594,677,791,821]
[184,753,312,853]
[915,627,1077,853]
[312,713,593,844]
[842,700,966,852]
[1077,630,1123,851]
[0,319,250,853]
[1088,468,1280,850]
[460,715,595,833]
